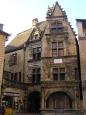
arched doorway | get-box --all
[46,92,72,110]
[2,96,13,107]
[27,91,41,113]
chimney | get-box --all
[0,23,3,30]
[32,18,38,28]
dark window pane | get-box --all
[52,49,57,57]
[60,73,65,80]
[58,41,63,48]
[53,68,58,73]
[51,28,57,33]
[58,49,64,56]
[19,72,21,82]
[37,53,41,60]
[14,73,17,81]
[32,68,41,83]
[53,74,58,80]
[57,27,63,32]
[33,47,41,60]
[52,42,57,49]
[33,48,37,54]
[11,73,14,81]
[33,54,36,60]
[37,47,41,52]
[32,74,35,83]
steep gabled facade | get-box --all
[4,2,83,114]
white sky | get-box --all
[0,0,86,44]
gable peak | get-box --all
[46,1,67,19]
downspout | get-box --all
[75,38,83,110]
[76,38,83,99]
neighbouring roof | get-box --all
[9,28,33,47]
[0,30,10,36]
[5,21,46,53]
[76,19,86,28]
[76,19,86,22]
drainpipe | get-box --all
[75,38,83,111]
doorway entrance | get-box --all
[2,96,13,107]
[27,91,41,113]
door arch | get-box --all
[46,91,72,109]
[27,91,41,113]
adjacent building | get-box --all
[0,23,9,105]
[3,2,83,114]
[76,19,86,112]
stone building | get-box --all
[76,19,86,112]
[0,23,9,104]
[3,2,83,114]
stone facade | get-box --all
[3,2,82,114]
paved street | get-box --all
[15,113,40,115]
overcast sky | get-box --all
[0,0,86,44]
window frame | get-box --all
[53,67,65,81]
[32,68,41,83]
[33,47,41,60]
[52,41,64,57]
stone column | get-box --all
[41,87,45,110]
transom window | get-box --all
[52,41,64,57]
[53,68,65,80]
[33,47,41,60]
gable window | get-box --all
[58,41,64,56]
[33,47,41,60]
[30,33,41,41]
[52,42,57,57]
[9,53,17,66]
[34,34,38,40]
[32,68,41,83]
[52,41,64,57]
[53,68,65,80]
[50,21,63,33]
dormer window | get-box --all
[34,34,38,40]
[30,33,41,41]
